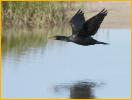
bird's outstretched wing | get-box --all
[78,9,108,38]
[70,9,85,35]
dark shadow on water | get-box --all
[70,81,95,99]
[54,81,104,99]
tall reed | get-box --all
[2,2,72,29]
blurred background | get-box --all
[2,2,130,56]
[2,1,130,98]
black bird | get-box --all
[51,9,108,46]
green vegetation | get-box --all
[2,2,72,29]
[2,2,84,56]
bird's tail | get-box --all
[97,41,109,45]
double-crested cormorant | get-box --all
[51,9,108,46]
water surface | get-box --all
[2,29,130,98]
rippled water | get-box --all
[2,29,130,98]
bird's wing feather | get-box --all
[70,9,85,35]
[78,9,108,38]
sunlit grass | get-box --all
[2,2,72,29]
[2,2,84,56]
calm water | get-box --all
[2,29,130,98]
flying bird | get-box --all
[50,9,108,46]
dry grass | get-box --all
[2,2,73,29]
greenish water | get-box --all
[2,28,130,98]
[2,25,70,57]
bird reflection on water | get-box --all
[70,81,96,98]
[54,81,104,99]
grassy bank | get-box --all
[2,2,79,55]
[2,2,74,29]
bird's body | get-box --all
[69,35,108,45]
[51,9,108,46]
